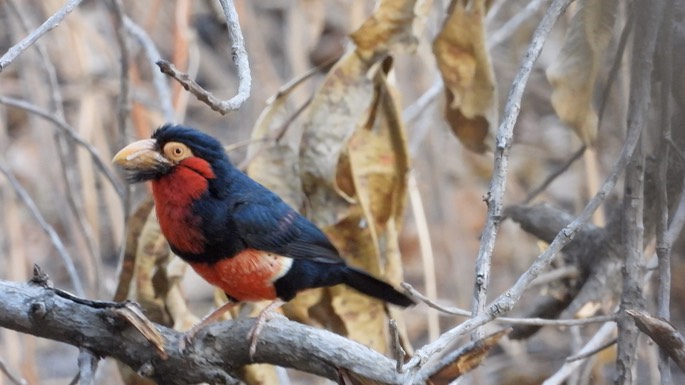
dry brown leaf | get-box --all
[298,56,411,353]
[432,0,497,153]
[427,329,509,385]
[113,197,154,302]
[546,0,618,144]
[132,209,173,325]
[113,303,167,359]
[300,51,374,227]
[350,0,419,61]
[295,0,417,355]
[247,78,305,209]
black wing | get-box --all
[231,196,344,265]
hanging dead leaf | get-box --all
[546,0,618,144]
[350,0,419,61]
[427,329,510,385]
[247,74,306,209]
[298,53,412,353]
[300,52,374,227]
[432,0,497,153]
[113,197,154,302]
[132,209,173,325]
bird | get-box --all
[112,124,414,356]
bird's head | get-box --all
[112,124,229,183]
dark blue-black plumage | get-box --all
[150,124,414,307]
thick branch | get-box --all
[0,279,405,385]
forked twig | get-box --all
[157,0,251,114]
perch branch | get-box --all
[0,278,414,385]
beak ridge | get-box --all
[112,139,171,181]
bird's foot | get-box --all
[247,299,285,359]
[179,301,239,352]
[179,325,202,352]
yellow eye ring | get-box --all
[163,142,192,161]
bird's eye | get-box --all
[163,142,192,162]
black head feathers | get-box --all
[153,124,230,164]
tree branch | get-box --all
[0,279,410,385]
[469,0,574,340]
[0,0,84,71]
[157,0,251,114]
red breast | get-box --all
[152,159,214,254]
[188,249,294,302]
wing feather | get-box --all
[232,198,343,264]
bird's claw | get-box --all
[179,328,200,353]
[246,300,285,360]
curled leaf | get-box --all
[432,0,497,153]
[350,0,419,61]
[546,0,619,144]
[427,329,510,384]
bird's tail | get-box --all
[339,267,415,307]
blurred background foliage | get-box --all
[0,0,683,384]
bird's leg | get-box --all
[181,300,239,350]
[248,299,285,359]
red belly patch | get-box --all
[188,249,293,302]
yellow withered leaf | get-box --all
[350,0,419,61]
[432,0,497,153]
[247,77,305,209]
[299,52,375,227]
[546,0,618,145]
[427,329,509,385]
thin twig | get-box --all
[616,137,645,385]
[402,283,615,327]
[6,0,101,294]
[157,0,251,114]
[0,96,125,198]
[488,0,551,49]
[0,163,85,296]
[77,348,99,385]
[542,323,617,385]
[389,320,405,373]
[656,1,675,383]
[407,172,439,341]
[529,265,580,288]
[470,0,574,340]
[524,146,586,204]
[0,0,84,71]
[123,17,175,122]
[597,11,634,128]
[404,80,443,155]
[109,0,131,139]
[566,338,617,363]
[0,357,27,385]
[615,0,664,382]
